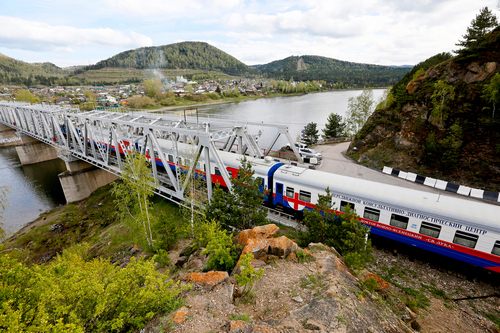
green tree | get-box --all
[482,72,500,118]
[322,113,345,139]
[143,78,163,99]
[456,7,498,51]
[204,158,267,230]
[431,80,455,125]
[299,188,373,270]
[301,122,319,145]
[345,88,375,135]
[112,152,158,247]
[13,89,40,104]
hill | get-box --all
[252,55,411,87]
[0,53,79,86]
[346,27,500,191]
[87,41,256,77]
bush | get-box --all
[235,253,265,298]
[0,244,187,332]
[203,228,239,272]
[126,96,156,108]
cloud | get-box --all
[0,16,153,52]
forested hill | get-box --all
[347,26,500,191]
[87,41,255,76]
[252,55,411,87]
[0,53,68,77]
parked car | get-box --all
[299,148,322,160]
[286,142,308,150]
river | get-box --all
[0,89,385,234]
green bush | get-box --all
[235,253,265,297]
[203,228,239,272]
[0,244,187,332]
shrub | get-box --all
[0,244,187,332]
[235,253,265,298]
[203,228,239,272]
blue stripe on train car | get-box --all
[369,226,500,269]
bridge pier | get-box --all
[15,135,59,165]
[0,125,21,147]
[58,160,119,203]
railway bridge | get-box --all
[0,101,300,214]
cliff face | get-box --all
[347,28,500,191]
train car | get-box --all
[149,138,283,193]
[272,165,500,273]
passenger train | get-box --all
[74,128,500,274]
[135,137,500,273]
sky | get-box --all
[0,0,498,68]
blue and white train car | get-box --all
[272,165,500,273]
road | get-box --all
[313,142,448,195]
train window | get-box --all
[390,214,409,229]
[419,222,441,238]
[492,241,500,256]
[276,183,283,194]
[286,187,294,197]
[214,167,221,176]
[340,201,355,212]
[363,207,380,222]
[168,154,174,163]
[299,190,311,203]
[453,231,478,249]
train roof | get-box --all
[275,166,500,234]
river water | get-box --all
[0,89,384,234]
[0,146,66,235]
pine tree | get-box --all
[322,113,346,139]
[301,122,319,145]
[456,7,498,51]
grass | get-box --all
[229,313,252,322]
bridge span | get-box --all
[0,101,301,206]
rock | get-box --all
[268,236,298,258]
[170,306,189,324]
[363,272,391,291]
[287,252,299,263]
[239,238,270,260]
[393,132,417,150]
[179,245,195,257]
[232,224,279,247]
[303,319,326,331]
[292,296,304,303]
[175,255,189,268]
[464,61,497,83]
[49,223,63,233]
[183,271,229,289]
[129,244,140,255]
[224,320,279,333]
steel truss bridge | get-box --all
[0,101,303,206]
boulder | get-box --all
[170,306,189,324]
[232,224,279,247]
[129,244,140,255]
[268,236,298,258]
[240,238,270,260]
[175,255,189,268]
[287,252,299,263]
[183,271,229,289]
[363,272,391,291]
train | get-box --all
[137,137,500,273]
[62,124,500,273]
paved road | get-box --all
[313,142,447,195]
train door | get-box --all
[275,182,284,206]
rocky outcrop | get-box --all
[347,29,500,190]
[232,224,301,263]
[183,271,229,289]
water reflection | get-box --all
[0,147,66,235]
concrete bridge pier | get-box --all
[0,125,21,147]
[15,135,59,165]
[58,160,119,203]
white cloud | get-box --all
[0,16,152,52]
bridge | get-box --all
[0,101,302,210]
